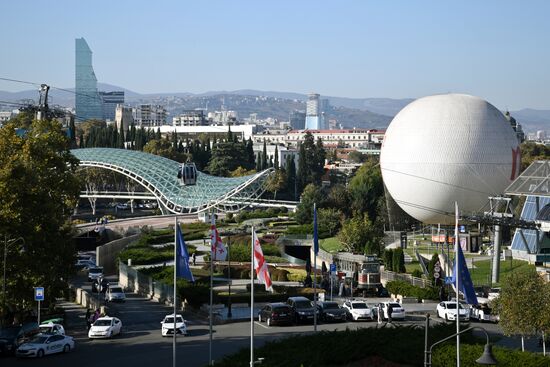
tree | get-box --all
[264,169,287,200]
[495,269,549,351]
[207,138,252,176]
[392,248,406,273]
[143,139,186,162]
[337,213,383,255]
[328,184,351,217]
[348,150,367,163]
[296,133,326,194]
[295,184,325,224]
[261,140,268,170]
[383,250,394,272]
[0,119,81,317]
[285,156,297,200]
[274,145,279,169]
[318,208,342,237]
[230,167,256,177]
[348,159,384,222]
[246,137,255,167]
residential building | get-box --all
[0,111,13,124]
[115,104,134,131]
[305,93,322,130]
[75,38,103,121]
[253,143,299,170]
[173,110,206,126]
[133,104,167,127]
[289,110,306,130]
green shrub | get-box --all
[385,280,438,301]
[411,269,424,278]
[383,249,393,271]
[432,343,550,367]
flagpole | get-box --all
[455,202,460,367]
[209,214,214,366]
[173,216,177,367]
[313,203,318,332]
[250,226,255,367]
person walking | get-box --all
[387,304,393,324]
[192,252,196,266]
[85,309,92,330]
[377,304,383,324]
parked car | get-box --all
[88,317,122,339]
[75,259,96,270]
[342,300,374,321]
[470,304,499,323]
[161,314,187,336]
[487,288,501,301]
[15,334,74,358]
[87,266,103,282]
[258,303,293,326]
[377,302,406,321]
[38,322,65,335]
[436,301,470,321]
[106,285,126,302]
[0,322,40,355]
[317,301,347,322]
[287,296,318,324]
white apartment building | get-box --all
[253,143,299,170]
[173,110,206,126]
[133,104,167,127]
[207,110,238,124]
[252,129,385,149]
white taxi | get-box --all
[16,334,74,358]
[342,300,374,321]
[161,314,188,336]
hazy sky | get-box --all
[1,0,549,109]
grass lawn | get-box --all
[320,237,344,253]
[469,259,535,287]
[405,261,422,274]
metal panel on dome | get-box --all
[71,148,273,213]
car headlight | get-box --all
[298,311,305,315]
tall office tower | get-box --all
[100,91,125,121]
[305,93,323,130]
[75,38,103,121]
[289,110,306,130]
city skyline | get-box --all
[1,0,549,110]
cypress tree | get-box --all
[274,145,279,169]
[156,127,161,140]
[286,156,297,200]
[118,123,125,148]
[246,137,255,166]
[256,153,262,171]
[261,140,267,170]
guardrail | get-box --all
[381,270,430,288]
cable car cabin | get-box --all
[178,163,197,185]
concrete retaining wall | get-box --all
[119,262,175,305]
[96,234,140,275]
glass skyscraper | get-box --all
[75,38,103,121]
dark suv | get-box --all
[0,322,40,355]
[287,296,318,324]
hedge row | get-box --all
[385,280,439,301]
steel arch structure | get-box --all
[71,148,274,214]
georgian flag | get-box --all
[210,217,227,261]
[252,230,273,292]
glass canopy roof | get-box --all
[505,160,550,197]
[71,148,272,213]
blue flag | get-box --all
[176,225,195,282]
[313,204,319,255]
[450,241,477,305]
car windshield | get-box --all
[110,287,123,293]
[89,268,102,274]
[94,320,112,327]
[446,303,464,309]
[0,327,19,338]
[39,326,53,332]
[29,336,49,344]
[323,302,339,309]
[361,263,379,273]
[165,317,183,323]
[389,303,401,308]
[352,302,368,309]
[294,301,312,308]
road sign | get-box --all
[434,265,441,273]
[330,264,336,274]
[434,272,440,279]
[34,287,44,301]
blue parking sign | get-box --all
[330,263,336,273]
[34,287,44,301]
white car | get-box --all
[342,300,374,321]
[87,266,103,282]
[88,317,122,339]
[470,304,499,323]
[487,288,500,301]
[16,334,74,358]
[106,285,126,302]
[378,302,405,320]
[161,314,188,336]
[436,301,470,321]
[38,323,65,336]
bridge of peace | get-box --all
[71,148,296,215]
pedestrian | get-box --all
[387,304,393,324]
[377,304,383,325]
[85,309,92,330]
[192,252,196,266]
[93,308,100,322]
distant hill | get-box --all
[1,85,547,132]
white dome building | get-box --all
[380,94,521,224]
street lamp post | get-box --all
[227,235,232,319]
[2,236,25,324]
[424,324,497,367]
